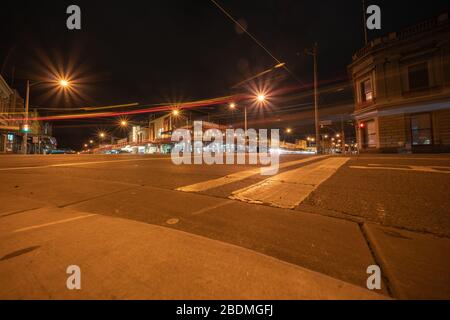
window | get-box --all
[408,63,429,91]
[363,121,377,148]
[411,113,433,146]
[360,79,373,102]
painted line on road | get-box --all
[350,165,450,173]
[230,157,350,209]
[12,214,98,233]
[354,156,450,161]
[0,157,172,171]
[190,200,235,215]
[176,156,329,193]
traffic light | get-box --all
[22,124,30,133]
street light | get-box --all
[228,103,248,133]
[59,79,70,88]
[89,140,94,144]
[257,94,266,103]
[120,120,128,127]
[22,78,71,154]
[286,128,292,134]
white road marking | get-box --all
[354,156,450,161]
[0,157,172,171]
[350,164,450,173]
[12,214,98,233]
[230,157,350,209]
[190,200,235,215]
[176,156,328,192]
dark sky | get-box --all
[1,0,449,148]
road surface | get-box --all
[0,153,449,299]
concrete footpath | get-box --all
[0,206,386,300]
[363,223,450,300]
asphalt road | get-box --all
[0,153,449,299]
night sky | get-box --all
[1,0,449,148]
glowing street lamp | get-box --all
[172,109,180,116]
[257,94,266,103]
[120,120,128,127]
[89,140,94,144]
[286,128,292,134]
[22,77,72,154]
[59,79,70,88]
[229,103,236,110]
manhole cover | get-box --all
[166,218,179,225]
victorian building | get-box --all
[349,13,450,153]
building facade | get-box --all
[0,75,57,154]
[0,75,23,153]
[349,13,450,153]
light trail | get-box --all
[6,77,350,123]
[8,94,245,122]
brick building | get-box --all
[348,13,450,153]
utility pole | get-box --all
[244,106,247,134]
[306,43,320,154]
[22,80,30,155]
[362,0,368,45]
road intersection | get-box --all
[0,154,449,299]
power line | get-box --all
[209,0,303,85]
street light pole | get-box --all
[244,106,247,134]
[22,80,30,155]
[313,44,320,154]
[341,115,346,154]
[21,78,70,154]
[306,43,320,154]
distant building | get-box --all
[348,12,450,153]
[0,75,23,153]
[148,113,224,154]
[0,75,57,154]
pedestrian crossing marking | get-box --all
[229,157,349,209]
[176,156,328,193]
